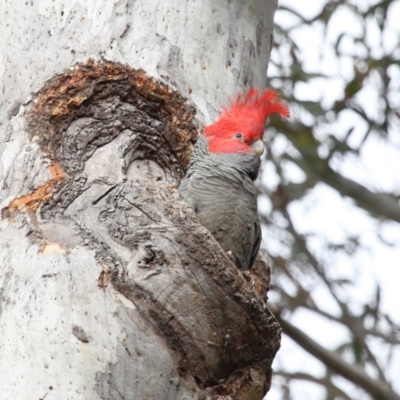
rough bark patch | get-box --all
[5,59,198,215]
[31,59,197,167]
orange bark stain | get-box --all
[39,242,66,255]
[7,163,66,212]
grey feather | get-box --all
[179,136,261,270]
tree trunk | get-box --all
[0,1,280,399]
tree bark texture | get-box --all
[0,1,279,399]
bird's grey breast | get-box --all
[178,136,261,269]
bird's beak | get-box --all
[250,139,264,156]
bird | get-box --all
[179,88,289,269]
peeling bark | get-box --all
[0,1,279,399]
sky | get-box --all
[265,0,400,398]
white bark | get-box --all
[0,1,279,399]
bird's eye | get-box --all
[235,132,244,141]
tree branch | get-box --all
[273,312,400,400]
[274,370,353,400]
[273,120,400,224]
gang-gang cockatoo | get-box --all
[179,89,289,269]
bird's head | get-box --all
[204,88,289,156]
